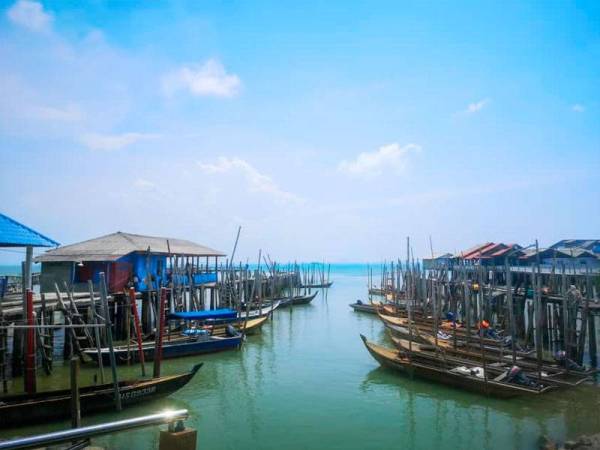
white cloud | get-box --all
[7,0,53,32]
[198,157,302,203]
[80,132,160,151]
[133,178,156,190]
[26,103,83,121]
[572,104,585,113]
[338,143,421,177]
[464,98,489,114]
[163,59,241,98]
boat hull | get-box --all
[0,363,202,428]
[360,335,550,398]
[84,335,242,366]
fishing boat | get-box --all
[360,335,553,398]
[277,291,318,307]
[377,312,510,349]
[349,300,380,314]
[84,332,242,366]
[0,363,203,428]
[389,335,590,388]
[392,331,594,386]
[300,281,333,289]
[183,315,268,337]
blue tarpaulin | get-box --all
[168,308,237,321]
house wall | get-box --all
[40,262,73,293]
[40,253,219,294]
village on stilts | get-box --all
[1,209,598,449]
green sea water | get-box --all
[1,265,599,449]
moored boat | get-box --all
[360,335,553,398]
[349,300,379,314]
[84,333,242,366]
[0,363,203,428]
[277,291,318,307]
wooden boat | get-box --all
[360,335,553,398]
[184,315,268,337]
[239,300,281,318]
[84,333,242,366]
[389,336,590,388]
[349,301,381,314]
[377,312,510,349]
[393,331,594,385]
[277,291,318,307]
[0,363,203,428]
[300,281,333,289]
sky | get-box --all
[0,0,598,264]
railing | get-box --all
[0,409,189,450]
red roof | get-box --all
[461,242,493,259]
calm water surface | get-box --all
[1,265,599,449]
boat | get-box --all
[300,281,333,289]
[388,335,591,388]
[377,312,511,349]
[0,363,203,428]
[277,291,318,307]
[391,331,594,386]
[349,300,380,314]
[360,335,553,398]
[84,333,242,366]
[183,315,268,337]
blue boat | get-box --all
[83,333,243,366]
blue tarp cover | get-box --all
[169,308,237,321]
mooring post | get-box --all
[153,287,167,378]
[88,281,105,384]
[129,287,146,376]
[159,419,197,450]
[99,272,122,411]
[70,357,81,428]
[24,289,36,394]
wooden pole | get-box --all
[99,272,122,411]
[505,257,517,365]
[70,357,81,428]
[153,287,167,378]
[129,287,146,376]
[24,289,36,394]
[88,281,105,383]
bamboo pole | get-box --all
[99,273,121,411]
[88,281,105,383]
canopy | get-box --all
[168,308,237,321]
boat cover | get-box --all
[169,309,237,321]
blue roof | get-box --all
[168,308,238,321]
[0,213,59,248]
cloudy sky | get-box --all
[1,0,598,263]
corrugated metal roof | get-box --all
[0,213,59,248]
[460,243,493,259]
[35,231,225,262]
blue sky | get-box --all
[0,0,598,263]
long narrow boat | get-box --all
[349,301,379,314]
[300,281,333,289]
[389,336,591,388]
[182,316,268,337]
[0,363,203,428]
[377,312,513,350]
[360,335,553,398]
[277,291,318,307]
[84,333,242,366]
[393,331,594,385]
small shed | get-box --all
[35,231,225,293]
